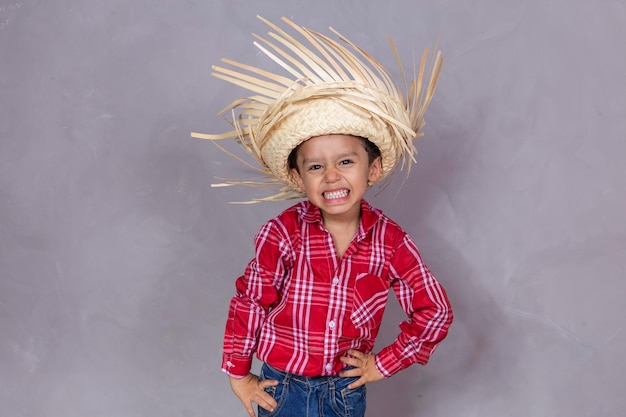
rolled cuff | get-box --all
[222,354,253,378]
[375,343,430,378]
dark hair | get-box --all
[287,136,381,173]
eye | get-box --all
[339,159,353,166]
[307,164,322,171]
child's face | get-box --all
[290,134,381,221]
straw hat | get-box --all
[191,16,443,202]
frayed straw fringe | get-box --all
[191,16,442,203]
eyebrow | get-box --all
[301,151,359,165]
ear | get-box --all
[290,168,305,190]
[368,156,382,183]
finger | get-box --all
[252,385,278,413]
[258,391,278,412]
[244,402,256,417]
[346,349,365,359]
[339,366,363,378]
[343,351,368,365]
[258,378,279,389]
[340,355,358,367]
[257,399,276,413]
[348,376,367,390]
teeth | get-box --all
[324,190,349,199]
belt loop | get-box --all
[328,373,336,392]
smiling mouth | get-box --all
[323,189,349,200]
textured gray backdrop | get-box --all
[1,0,625,416]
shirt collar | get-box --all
[300,200,324,224]
[299,200,383,236]
[358,200,383,235]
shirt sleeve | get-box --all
[375,234,453,377]
[222,220,288,378]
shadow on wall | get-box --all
[367,237,523,417]
[365,112,525,415]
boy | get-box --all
[192,16,453,417]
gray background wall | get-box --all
[1,0,625,416]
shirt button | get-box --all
[328,320,335,329]
[226,361,234,367]
[325,363,332,371]
[332,277,339,285]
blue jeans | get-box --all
[258,363,367,417]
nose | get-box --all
[324,166,340,183]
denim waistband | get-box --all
[263,363,357,388]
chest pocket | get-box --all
[350,273,390,328]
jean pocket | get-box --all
[258,364,288,417]
[332,384,367,417]
[350,273,390,329]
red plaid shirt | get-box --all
[223,200,452,378]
